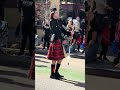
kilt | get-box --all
[47,40,65,60]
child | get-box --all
[98,17,111,61]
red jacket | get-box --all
[101,26,110,46]
[77,37,81,45]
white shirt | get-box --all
[73,19,80,32]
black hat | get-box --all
[51,8,57,12]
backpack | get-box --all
[115,20,120,43]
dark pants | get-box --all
[94,13,106,32]
[99,43,108,58]
[0,7,4,20]
[43,35,50,49]
[15,23,20,37]
[73,32,79,40]
[86,42,99,63]
[77,44,80,50]
[20,21,35,54]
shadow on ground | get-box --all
[60,78,85,88]
[35,58,50,64]
[86,61,120,79]
[0,77,34,88]
[35,65,48,68]
[0,70,27,78]
[0,55,32,69]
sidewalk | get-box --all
[86,55,120,79]
[0,55,34,90]
[86,75,120,90]
[35,49,85,90]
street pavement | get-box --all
[35,49,85,90]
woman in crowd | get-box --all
[85,0,98,62]
[42,19,51,49]
[98,17,111,62]
[67,19,75,45]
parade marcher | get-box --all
[17,0,35,57]
[98,17,111,62]
[47,8,74,79]
[42,19,51,49]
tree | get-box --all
[35,0,51,21]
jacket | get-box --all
[50,19,71,41]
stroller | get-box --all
[0,20,8,54]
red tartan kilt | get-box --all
[47,40,65,60]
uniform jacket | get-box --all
[50,19,71,41]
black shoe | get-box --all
[50,74,60,80]
[97,57,103,62]
[17,52,24,56]
[103,57,109,62]
[50,74,55,79]
[55,72,64,78]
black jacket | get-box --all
[50,19,71,41]
[43,25,51,36]
[17,0,35,22]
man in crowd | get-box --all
[17,0,35,57]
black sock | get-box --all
[51,64,55,75]
[55,63,61,73]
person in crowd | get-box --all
[84,0,96,43]
[80,19,85,45]
[42,19,51,49]
[82,35,86,54]
[73,16,80,42]
[76,33,81,52]
[98,17,111,61]
[66,19,75,45]
[95,0,113,32]
[17,0,35,57]
[85,0,98,62]
[113,13,120,65]
[47,8,74,79]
